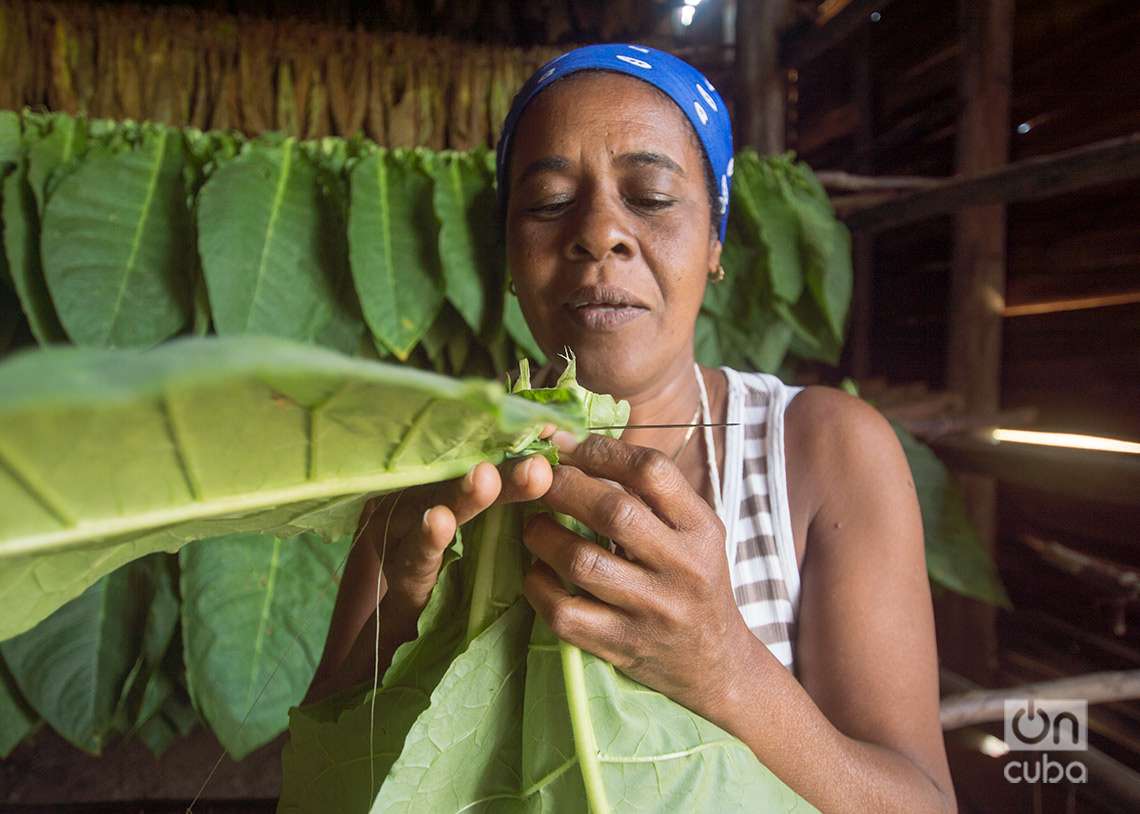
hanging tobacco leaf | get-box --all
[428,150,499,335]
[181,531,351,758]
[40,125,193,347]
[197,137,360,354]
[348,148,444,359]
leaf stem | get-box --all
[465,502,504,644]
[560,641,610,814]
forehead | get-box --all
[508,72,702,172]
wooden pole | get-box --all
[735,0,793,153]
[935,0,1014,687]
[940,669,1140,729]
[848,25,874,380]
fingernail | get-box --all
[551,431,579,455]
[462,467,477,493]
[422,508,433,531]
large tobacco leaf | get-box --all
[0,556,173,753]
[428,150,498,335]
[0,655,38,757]
[41,125,194,347]
[26,113,87,215]
[891,421,1011,607]
[2,158,68,344]
[0,336,587,641]
[522,618,814,813]
[197,138,360,354]
[279,541,470,813]
[181,531,351,758]
[348,149,444,359]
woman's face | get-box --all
[505,72,722,398]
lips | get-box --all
[563,284,649,331]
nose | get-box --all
[565,187,635,263]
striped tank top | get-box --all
[697,367,804,673]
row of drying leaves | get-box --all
[0,108,851,375]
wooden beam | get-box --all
[928,430,1140,508]
[735,0,794,153]
[936,0,1014,688]
[781,0,899,67]
[940,670,1140,730]
[844,133,1140,231]
[816,170,941,192]
[1003,288,1140,317]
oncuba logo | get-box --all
[1003,699,1088,784]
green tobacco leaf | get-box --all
[0,112,20,164]
[772,296,842,367]
[429,151,498,335]
[0,560,160,753]
[504,286,546,364]
[26,114,87,215]
[891,422,1012,607]
[694,311,723,367]
[115,554,180,730]
[198,138,360,354]
[523,618,815,813]
[279,543,468,813]
[181,531,351,759]
[3,161,67,344]
[0,336,587,641]
[348,149,444,359]
[0,655,38,757]
[368,600,532,814]
[795,196,852,344]
[732,152,804,304]
[136,636,199,757]
[41,126,193,347]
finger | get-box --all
[541,465,674,567]
[554,434,711,532]
[497,454,554,504]
[384,504,456,601]
[523,513,653,607]
[389,462,502,539]
[523,560,634,666]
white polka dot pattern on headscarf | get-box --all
[697,83,718,112]
[693,101,708,125]
[615,54,652,70]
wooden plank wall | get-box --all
[788,0,1140,805]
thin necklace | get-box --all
[672,405,702,461]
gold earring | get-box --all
[710,264,725,283]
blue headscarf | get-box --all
[495,43,734,241]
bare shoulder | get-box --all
[783,385,913,530]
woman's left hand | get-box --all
[522,431,755,716]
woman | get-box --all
[310,44,956,813]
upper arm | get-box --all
[792,388,953,795]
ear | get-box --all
[706,234,723,278]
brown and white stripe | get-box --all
[716,369,804,672]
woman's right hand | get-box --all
[367,442,556,653]
[306,426,557,700]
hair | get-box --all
[499,69,721,239]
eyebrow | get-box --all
[614,151,686,176]
[516,155,572,186]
